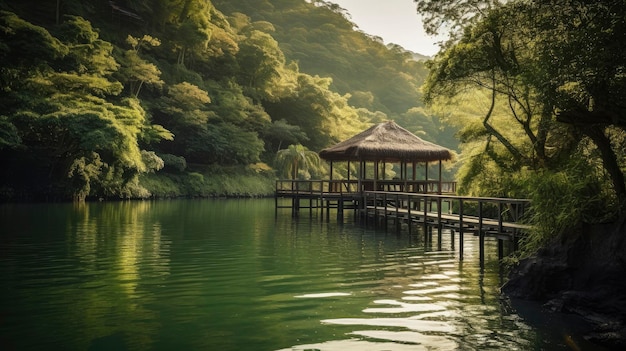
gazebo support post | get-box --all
[412,162,416,192]
[438,159,443,195]
[374,161,379,191]
[424,162,429,193]
[347,160,351,192]
[402,161,408,192]
[359,161,364,192]
[329,161,334,192]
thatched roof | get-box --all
[319,121,452,162]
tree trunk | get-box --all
[584,126,626,212]
[484,74,526,163]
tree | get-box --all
[419,0,626,217]
[275,144,321,179]
[422,1,579,181]
[415,0,501,41]
[0,12,172,200]
[235,29,286,101]
[530,0,626,206]
[116,35,163,97]
[261,119,309,154]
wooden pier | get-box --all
[275,180,531,267]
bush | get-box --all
[159,154,187,172]
[513,159,610,257]
[139,164,275,198]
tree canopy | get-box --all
[419,0,626,232]
[0,0,454,201]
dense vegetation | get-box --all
[0,0,456,201]
[417,0,626,253]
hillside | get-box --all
[213,0,453,139]
[0,0,456,201]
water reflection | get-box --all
[274,235,534,351]
[0,199,603,350]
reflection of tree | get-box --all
[65,201,171,350]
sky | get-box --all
[329,0,444,56]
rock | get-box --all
[502,221,626,349]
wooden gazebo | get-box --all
[319,121,454,194]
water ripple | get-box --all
[0,200,595,351]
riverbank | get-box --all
[0,165,277,202]
[502,221,626,349]
[140,164,276,199]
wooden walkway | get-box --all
[275,180,531,267]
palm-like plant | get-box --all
[275,144,321,179]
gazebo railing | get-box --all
[368,180,456,194]
[275,180,360,195]
[275,179,457,195]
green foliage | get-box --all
[0,12,172,201]
[141,165,275,198]
[141,150,165,173]
[116,36,163,97]
[235,29,286,101]
[0,116,20,149]
[159,153,187,172]
[421,0,626,221]
[67,152,104,201]
[201,122,264,165]
[213,0,455,148]
[261,119,308,154]
[0,0,455,200]
[514,157,610,256]
[0,10,68,67]
[275,144,322,179]
[56,16,119,76]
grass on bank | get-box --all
[140,163,276,198]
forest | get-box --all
[2,0,626,244]
[0,0,456,202]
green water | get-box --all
[0,199,601,350]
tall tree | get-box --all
[531,0,626,205]
[418,0,626,212]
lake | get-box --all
[0,199,604,350]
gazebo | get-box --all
[319,120,454,194]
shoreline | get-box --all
[502,221,626,349]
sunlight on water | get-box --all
[295,293,353,298]
[0,199,605,350]
[275,338,443,351]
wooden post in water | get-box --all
[337,198,344,221]
[383,193,388,229]
[498,202,504,234]
[292,196,299,217]
[459,199,464,261]
[451,229,455,250]
[479,201,485,269]
[395,193,401,231]
[437,197,443,234]
[407,196,412,234]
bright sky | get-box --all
[329,0,443,56]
